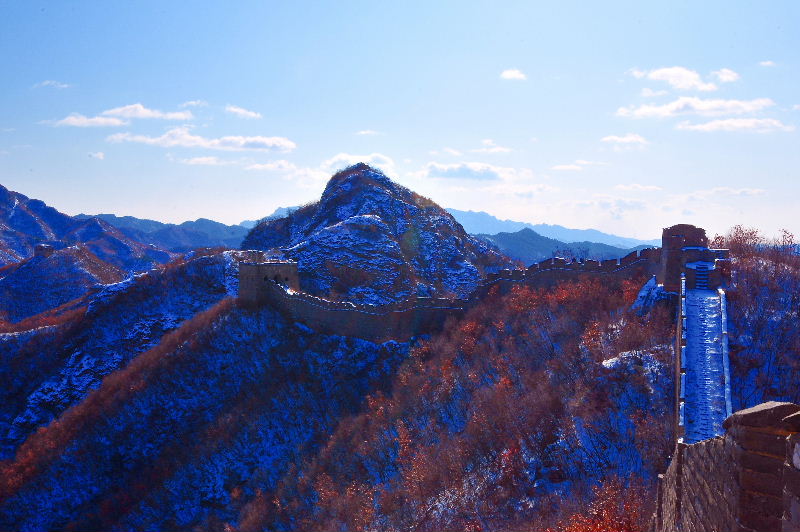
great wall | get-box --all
[239,224,800,531]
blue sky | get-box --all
[1,1,798,239]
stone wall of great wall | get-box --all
[238,247,663,342]
[233,224,800,530]
[651,402,800,532]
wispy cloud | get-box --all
[630,66,717,91]
[180,100,208,108]
[686,187,766,200]
[711,68,740,83]
[225,104,262,119]
[178,156,236,166]
[322,152,396,175]
[355,129,380,136]
[32,80,71,89]
[245,160,298,171]
[500,69,526,80]
[423,162,504,180]
[88,151,105,160]
[53,114,128,127]
[472,139,511,154]
[759,60,776,67]
[551,160,606,171]
[617,96,774,118]
[676,118,795,133]
[107,126,296,152]
[641,88,668,98]
[601,133,648,145]
[102,103,193,120]
[615,183,662,192]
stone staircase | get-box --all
[693,263,710,289]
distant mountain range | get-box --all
[74,213,250,252]
[478,227,651,266]
[446,208,660,248]
[0,184,172,271]
[246,205,661,248]
[239,206,300,229]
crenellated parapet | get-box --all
[651,401,800,532]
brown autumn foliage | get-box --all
[544,476,646,532]
[237,275,673,531]
[0,297,235,503]
[0,303,87,333]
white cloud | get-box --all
[551,160,606,171]
[472,139,512,154]
[792,104,800,111]
[601,133,649,144]
[676,118,795,133]
[641,88,668,98]
[759,60,776,67]
[355,129,380,136]
[88,151,105,160]
[442,147,462,156]
[631,66,717,91]
[33,80,71,89]
[179,156,236,166]
[53,113,128,127]
[711,68,740,83]
[617,96,774,118]
[225,104,262,119]
[686,187,766,200]
[500,69,526,80]
[245,160,298,171]
[107,126,296,152]
[180,100,208,108]
[615,183,662,192]
[423,162,504,180]
[102,103,193,120]
[321,152,396,175]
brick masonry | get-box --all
[651,402,800,532]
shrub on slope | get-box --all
[238,276,674,532]
[713,226,800,409]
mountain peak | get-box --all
[242,165,511,303]
[321,163,399,201]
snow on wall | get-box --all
[681,287,730,444]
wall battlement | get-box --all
[237,224,726,343]
[238,247,662,342]
[651,402,800,532]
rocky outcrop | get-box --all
[242,163,512,304]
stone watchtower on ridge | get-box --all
[238,261,300,305]
[659,224,708,292]
[657,224,730,292]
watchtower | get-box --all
[659,224,708,292]
[238,261,300,304]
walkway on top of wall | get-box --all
[682,288,731,443]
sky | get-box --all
[1,1,798,240]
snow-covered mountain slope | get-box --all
[0,286,410,532]
[0,245,125,323]
[242,163,512,304]
[0,251,240,459]
[0,183,173,270]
